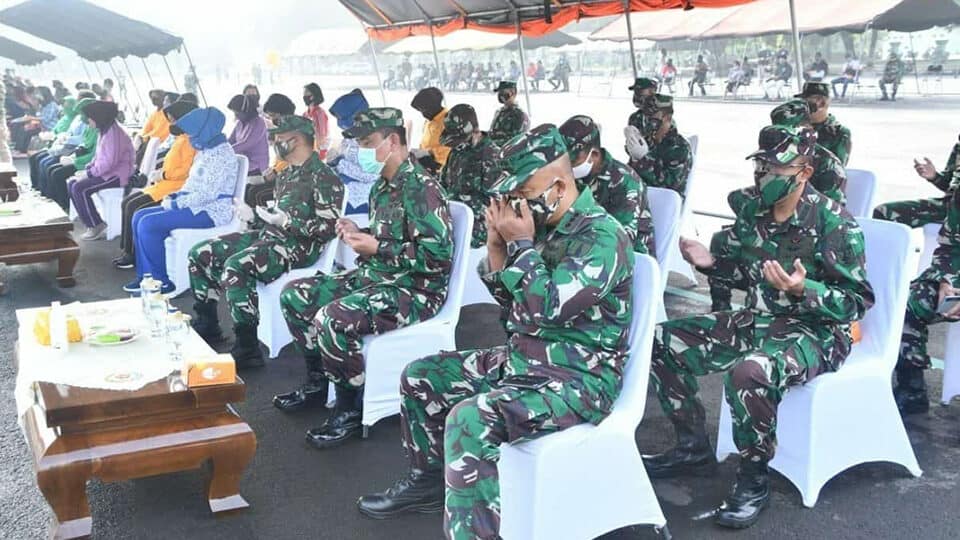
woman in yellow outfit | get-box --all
[410,87,451,174]
[113,99,198,269]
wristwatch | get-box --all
[506,238,535,264]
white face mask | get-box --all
[572,152,595,179]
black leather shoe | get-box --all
[113,253,135,269]
[642,406,716,478]
[357,468,444,519]
[273,375,329,412]
[894,365,929,415]
[230,323,264,369]
[306,385,363,449]
[191,300,223,344]
[714,461,770,529]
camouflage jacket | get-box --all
[728,143,847,212]
[440,135,502,248]
[579,149,656,255]
[705,184,875,368]
[356,157,453,299]
[480,188,635,423]
[255,152,344,253]
[923,187,960,287]
[928,141,960,195]
[882,58,905,82]
[813,114,851,167]
[489,104,529,147]
[629,124,693,197]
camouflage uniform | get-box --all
[188,117,344,327]
[654,128,875,464]
[873,140,960,228]
[399,125,634,540]
[626,77,660,133]
[439,104,503,248]
[280,108,453,389]
[559,114,655,255]
[898,186,960,369]
[628,94,694,197]
[812,113,852,167]
[489,82,529,148]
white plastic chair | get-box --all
[361,201,473,433]
[499,254,667,540]
[942,323,960,404]
[647,187,683,322]
[916,222,942,279]
[716,218,922,507]
[165,155,249,297]
[843,169,877,218]
[91,187,125,241]
[138,137,161,177]
[665,134,699,285]
[461,246,497,306]
[335,212,370,271]
[256,197,348,358]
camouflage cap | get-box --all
[489,123,568,194]
[794,81,830,99]
[746,125,817,164]
[642,93,674,115]
[770,99,810,128]
[343,107,404,139]
[268,114,315,137]
[558,115,600,159]
[493,81,517,93]
[628,77,659,91]
[440,103,479,146]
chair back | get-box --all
[647,187,682,285]
[138,137,161,176]
[844,169,877,218]
[315,196,349,272]
[432,201,474,324]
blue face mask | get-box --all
[358,139,390,175]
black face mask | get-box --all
[150,97,164,108]
[497,91,511,104]
[169,125,184,136]
[303,96,312,106]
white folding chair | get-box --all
[665,134,699,285]
[91,186,125,241]
[461,246,497,306]
[943,323,960,404]
[165,155,249,297]
[916,222,942,279]
[335,212,370,271]
[843,169,877,218]
[499,254,667,540]
[138,137,161,177]
[361,201,473,434]
[256,197,348,359]
[716,218,922,507]
[647,187,683,322]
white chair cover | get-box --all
[335,213,370,271]
[138,137,161,176]
[461,246,497,306]
[91,187,125,241]
[647,187,683,322]
[844,169,878,218]
[665,134,699,284]
[916,222,942,279]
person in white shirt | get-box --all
[831,53,861,98]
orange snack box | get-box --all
[184,354,237,387]
[850,321,862,344]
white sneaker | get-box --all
[80,223,107,240]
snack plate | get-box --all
[86,327,141,346]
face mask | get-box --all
[807,99,820,114]
[151,97,164,108]
[640,115,663,139]
[572,152,595,179]
[274,138,294,159]
[303,96,312,106]
[755,167,802,207]
[358,139,390,175]
[169,125,184,136]
[526,179,561,230]
[497,91,510,104]
[632,92,647,108]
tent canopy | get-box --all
[285,28,372,58]
[0,35,54,66]
[384,29,581,54]
[339,0,757,41]
[0,0,183,62]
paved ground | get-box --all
[3,99,960,539]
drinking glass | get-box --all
[166,312,191,363]
[147,294,167,338]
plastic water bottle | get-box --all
[50,301,68,351]
[140,273,155,315]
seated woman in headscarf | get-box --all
[302,83,329,157]
[12,86,59,153]
[124,107,239,294]
[327,89,379,215]
[112,99,199,269]
[227,94,268,177]
[29,95,78,186]
[66,100,135,240]
[245,93,296,207]
[40,95,99,207]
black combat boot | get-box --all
[357,467,444,519]
[894,365,929,415]
[306,384,363,449]
[230,323,264,369]
[714,460,770,529]
[191,300,223,344]
[642,404,716,478]
[273,356,329,412]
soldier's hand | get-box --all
[336,218,360,237]
[485,199,506,248]
[343,232,378,256]
[495,198,535,242]
[679,237,714,269]
[264,168,277,182]
[234,199,254,223]
[937,281,960,320]
[624,126,649,161]
[763,258,807,297]
[256,205,289,227]
[914,157,937,181]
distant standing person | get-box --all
[488,81,529,147]
[303,83,329,156]
[660,59,678,94]
[689,55,709,96]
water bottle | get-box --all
[50,301,68,351]
[140,273,156,316]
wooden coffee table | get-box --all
[0,195,78,286]
[16,301,256,539]
[0,161,18,201]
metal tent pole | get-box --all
[140,57,156,88]
[162,55,180,92]
[413,1,445,88]
[908,32,922,95]
[181,43,208,106]
[120,57,147,115]
[788,0,804,93]
[80,58,93,83]
[508,3,533,119]
[365,30,387,106]
[93,61,104,81]
[623,1,638,79]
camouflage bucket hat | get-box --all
[493,81,517,93]
[343,107,404,139]
[268,114,315,137]
[489,123,568,194]
[628,77,659,91]
[440,104,479,146]
[770,99,810,128]
[746,125,817,164]
[643,93,674,115]
[794,81,830,99]
[558,115,600,159]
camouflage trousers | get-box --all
[651,310,831,463]
[872,196,950,229]
[280,272,442,388]
[188,231,319,326]
[898,277,954,370]
[708,228,735,312]
[400,347,585,540]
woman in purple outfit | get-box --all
[227,94,268,176]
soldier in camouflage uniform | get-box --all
[644,125,874,529]
[794,82,852,166]
[439,103,502,248]
[559,113,656,255]
[358,125,634,540]
[188,116,344,368]
[893,186,960,414]
[625,94,694,197]
[873,137,960,228]
[276,107,453,448]
[488,81,529,147]
[626,77,659,133]
[879,52,905,102]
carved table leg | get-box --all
[56,246,79,287]
[36,464,91,539]
[207,427,257,514]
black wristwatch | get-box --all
[506,238,535,264]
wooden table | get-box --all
[0,161,18,201]
[16,302,257,539]
[0,196,78,286]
